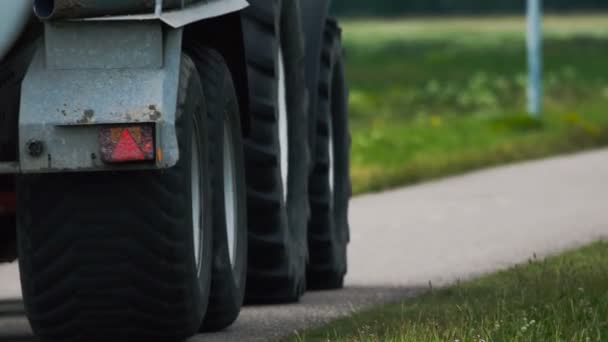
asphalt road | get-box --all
[2,149,608,341]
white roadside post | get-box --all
[527,0,543,117]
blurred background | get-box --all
[330,1,608,194]
[332,0,608,17]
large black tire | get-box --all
[307,19,351,290]
[187,46,249,331]
[242,0,310,303]
[16,55,213,342]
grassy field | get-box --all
[345,15,608,194]
[286,241,608,341]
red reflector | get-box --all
[0,192,16,215]
[99,125,155,163]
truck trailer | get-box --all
[0,0,351,340]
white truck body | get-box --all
[0,1,33,62]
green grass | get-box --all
[286,241,608,342]
[344,15,608,194]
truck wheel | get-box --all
[187,45,248,331]
[242,0,309,303]
[16,55,212,341]
[308,20,351,290]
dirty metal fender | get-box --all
[19,21,183,173]
[34,0,201,19]
[35,0,249,29]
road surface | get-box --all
[2,149,608,341]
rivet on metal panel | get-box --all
[26,140,45,158]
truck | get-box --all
[0,0,351,340]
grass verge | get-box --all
[286,241,608,341]
[344,15,608,194]
[350,111,608,194]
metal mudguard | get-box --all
[35,0,249,28]
[18,0,248,173]
[20,21,182,173]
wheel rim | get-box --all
[328,114,335,196]
[224,117,238,268]
[192,130,203,271]
[277,49,289,201]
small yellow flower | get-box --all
[562,112,581,125]
[430,115,443,127]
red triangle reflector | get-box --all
[111,129,145,162]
